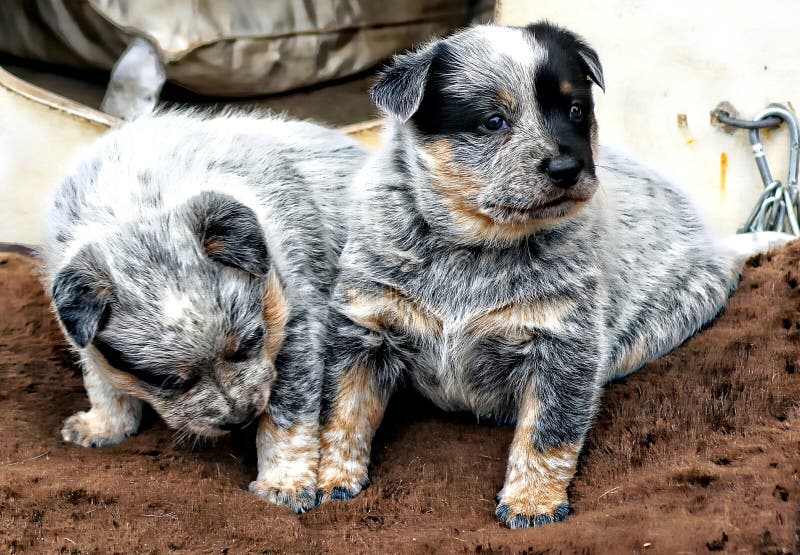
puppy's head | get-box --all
[52,192,286,437]
[372,22,604,244]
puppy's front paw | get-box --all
[495,489,570,529]
[248,479,317,514]
[314,477,369,506]
[61,410,138,448]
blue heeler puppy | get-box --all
[41,111,366,513]
[314,23,765,528]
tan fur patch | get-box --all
[424,139,546,243]
[345,287,442,336]
[499,384,580,516]
[560,80,574,96]
[317,364,389,494]
[252,415,319,493]
[469,298,576,342]
[608,340,650,380]
[496,90,516,109]
[262,270,289,362]
[203,237,223,255]
[590,116,599,157]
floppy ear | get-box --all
[573,40,604,92]
[188,191,270,277]
[52,245,112,348]
[370,42,441,122]
[527,21,605,92]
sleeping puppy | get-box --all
[41,111,366,513]
[315,23,748,528]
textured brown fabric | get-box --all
[0,245,798,553]
[0,0,493,96]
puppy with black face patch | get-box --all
[315,23,750,528]
[42,111,366,513]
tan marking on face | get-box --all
[252,415,319,494]
[87,349,138,395]
[203,237,223,255]
[560,80,574,96]
[424,139,554,243]
[317,364,389,495]
[262,269,289,362]
[345,287,442,337]
[468,298,576,342]
[496,90,516,109]
[590,115,599,157]
[498,383,580,518]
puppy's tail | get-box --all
[719,231,795,265]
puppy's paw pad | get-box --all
[248,481,316,514]
[495,502,570,529]
[60,412,135,448]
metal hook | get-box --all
[746,105,800,235]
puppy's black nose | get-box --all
[543,155,583,189]
[219,409,259,432]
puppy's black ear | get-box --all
[573,40,604,92]
[52,245,112,348]
[370,42,441,122]
[527,21,605,91]
[188,191,270,277]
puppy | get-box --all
[42,111,366,513]
[315,23,745,528]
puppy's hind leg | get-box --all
[62,351,143,448]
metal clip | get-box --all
[742,105,800,235]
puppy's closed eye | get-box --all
[94,337,198,392]
[225,326,265,363]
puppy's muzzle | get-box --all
[542,155,583,189]
[218,408,260,432]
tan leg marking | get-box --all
[262,269,289,362]
[317,364,389,502]
[468,298,576,342]
[249,415,319,513]
[497,384,579,528]
[345,287,442,336]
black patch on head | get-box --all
[526,21,604,91]
[52,245,112,348]
[93,337,199,393]
[188,191,270,277]
[528,22,601,170]
[412,43,507,136]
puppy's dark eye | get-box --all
[482,115,509,132]
[227,326,265,363]
[569,104,584,123]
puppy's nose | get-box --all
[219,409,259,432]
[543,155,583,189]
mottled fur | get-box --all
[316,23,746,528]
[42,111,366,513]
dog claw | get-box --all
[495,502,570,529]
